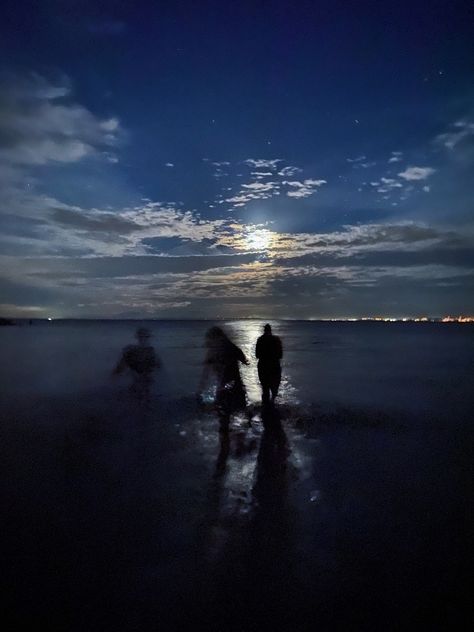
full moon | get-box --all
[244,227,272,251]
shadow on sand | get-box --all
[196,403,303,629]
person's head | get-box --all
[205,326,227,346]
[264,323,272,334]
[135,327,152,345]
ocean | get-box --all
[2,320,472,630]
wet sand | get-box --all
[2,388,471,631]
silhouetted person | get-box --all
[198,326,249,430]
[255,323,282,404]
[113,327,160,397]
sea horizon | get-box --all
[5,315,474,321]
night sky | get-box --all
[1,0,473,319]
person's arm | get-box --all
[255,337,261,359]
[237,346,249,365]
[112,349,127,375]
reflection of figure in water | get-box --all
[255,323,283,404]
[249,405,294,617]
[198,326,249,430]
[254,406,290,513]
[214,430,231,479]
[113,327,160,397]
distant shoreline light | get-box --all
[317,315,474,323]
[3,315,474,323]
[440,316,474,323]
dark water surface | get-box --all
[1,320,472,630]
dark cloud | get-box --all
[0,276,60,306]
[0,213,48,239]
[51,208,138,234]
[277,247,474,270]
[141,236,234,256]
[17,253,258,279]
[310,223,446,249]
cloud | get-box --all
[121,203,228,243]
[434,120,474,150]
[3,217,473,318]
[241,182,278,192]
[375,177,403,194]
[365,159,434,201]
[251,171,274,179]
[346,156,376,169]
[283,179,327,198]
[243,158,282,170]
[0,188,232,257]
[165,162,174,167]
[346,155,366,163]
[8,253,257,279]
[51,207,139,234]
[6,224,472,318]
[0,73,121,166]
[277,165,302,176]
[207,159,327,209]
[388,151,403,163]
[223,167,328,207]
[398,166,436,181]
[214,221,468,263]
[280,223,466,257]
[225,180,280,207]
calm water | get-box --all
[1,320,472,630]
[2,319,473,412]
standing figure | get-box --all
[113,327,160,396]
[198,326,249,430]
[255,323,283,404]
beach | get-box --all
[1,320,472,630]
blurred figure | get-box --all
[198,326,249,430]
[113,327,160,397]
[255,323,283,404]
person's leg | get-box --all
[258,363,270,404]
[269,369,281,401]
[216,386,230,429]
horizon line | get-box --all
[2,316,474,323]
